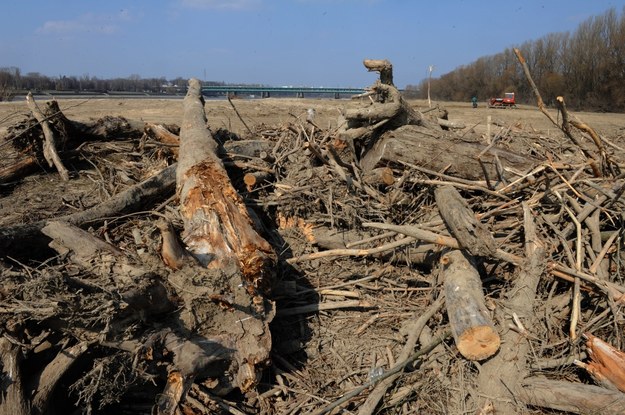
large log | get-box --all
[177,78,276,287]
[361,124,539,182]
[519,377,625,414]
[441,249,500,360]
[157,78,276,405]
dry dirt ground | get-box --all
[1,96,625,415]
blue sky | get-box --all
[1,0,622,88]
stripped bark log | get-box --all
[576,332,625,392]
[440,249,500,360]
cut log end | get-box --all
[457,325,501,361]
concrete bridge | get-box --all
[201,85,367,99]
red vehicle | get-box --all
[488,92,516,108]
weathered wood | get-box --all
[434,185,496,257]
[26,93,69,180]
[0,338,29,415]
[475,203,546,413]
[0,164,176,259]
[363,59,394,86]
[164,78,276,399]
[519,377,625,414]
[361,124,539,182]
[31,342,89,415]
[441,249,500,360]
[177,78,276,286]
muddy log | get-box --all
[157,78,276,406]
[519,377,625,414]
[361,124,539,182]
[441,249,500,361]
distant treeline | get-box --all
[0,70,266,101]
[406,7,625,112]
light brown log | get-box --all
[361,124,539,182]
[519,377,625,414]
[363,59,393,85]
[441,249,500,360]
[434,185,496,257]
[144,123,180,157]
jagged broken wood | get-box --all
[152,78,277,413]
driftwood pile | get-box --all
[1,57,625,414]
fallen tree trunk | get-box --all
[152,78,277,411]
[441,249,500,361]
[519,377,625,414]
[361,124,540,183]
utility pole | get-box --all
[427,65,435,108]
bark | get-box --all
[519,377,625,414]
[434,184,496,257]
[441,249,500,360]
[361,124,539,182]
[26,93,69,181]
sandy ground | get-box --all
[2,96,624,141]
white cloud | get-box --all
[179,0,262,11]
[36,11,132,36]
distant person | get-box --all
[471,96,478,108]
